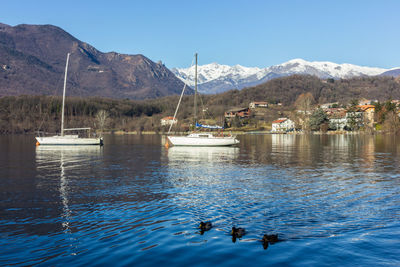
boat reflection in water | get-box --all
[164,145,241,224]
[35,146,102,243]
[166,146,239,163]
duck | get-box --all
[262,234,279,244]
[231,227,246,238]
[262,240,269,250]
[199,221,212,231]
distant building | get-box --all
[271,118,295,132]
[320,102,339,109]
[329,117,347,130]
[224,107,251,119]
[324,108,346,117]
[161,116,178,126]
[296,110,312,115]
[358,104,375,127]
[391,100,400,107]
[343,108,367,130]
[329,105,375,130]
[327,108,347,130]
[249,101,268,109]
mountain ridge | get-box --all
[172,59,398,94]
[0,23,192,99]
[380,68,400,77]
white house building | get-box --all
[161,116,178,126]
[271,118,295,132]
[249,101,268,109]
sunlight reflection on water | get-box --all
[0,134,399,266]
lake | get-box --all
[0,134,399,266]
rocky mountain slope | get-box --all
[380,68,400,77]
[0,23,191,99]
[173,58,394,94]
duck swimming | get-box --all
[262,234,279,249]
[199,221,212,231]
[262,240,269,249]
[231,227,246,238]
[262,234,278,244]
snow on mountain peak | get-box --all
[284,58,308,65]
[171,59,392,94]
[172,62,261,87]
[276,58,387,78]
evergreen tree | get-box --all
[309,108,328,131]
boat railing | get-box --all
[36,128,98,138]
[36,130,62,137]
[64,128,97,138]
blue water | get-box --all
[0,134,399,266]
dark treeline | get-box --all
[0,95,164,134]
[1,75,400,134]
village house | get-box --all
[161,116,178,126]
[296,109,312,115]
[324,107,346,117]
[327,108,347,130]
[271,118,295,132]
[345,110,364,128]
[358,104,375,127]
[249,101,268,109]
[391,99,400,107]
[329,117,347,130]
[327,105,375,130]
[224,107,251,119]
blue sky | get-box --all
[1,0,399,69]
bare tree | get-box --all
[294,92,315,131]
[383,111,400,133]
[96,110,109,136]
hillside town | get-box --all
[224,98,400,133]
[162,97,400,134]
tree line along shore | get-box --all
[1,75,400,135]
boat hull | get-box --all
[35,136,103,145]
[167,136,239,146]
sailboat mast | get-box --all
[194,53,198,125]
[60,53,70,136]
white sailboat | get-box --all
[35,53,103,146]
[167,53,239,147]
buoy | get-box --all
[36,141,40,146]
[165,142,169,149]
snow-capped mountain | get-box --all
[172,59,392,94]
[172,63,261,94]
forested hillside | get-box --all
[227,75,400,106]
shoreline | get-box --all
[4,130,393,136]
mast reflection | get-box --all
[35,146,102,235]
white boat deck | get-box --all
[35,135,103,145]
[167,133,239,146]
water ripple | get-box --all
[1,135,400,266]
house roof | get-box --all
[251,101,268,104]
[226,107,249,113]
[358,105,375,111]
[161,116,177,120]
[272,119,287,124]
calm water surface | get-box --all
[0,134,399,266]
